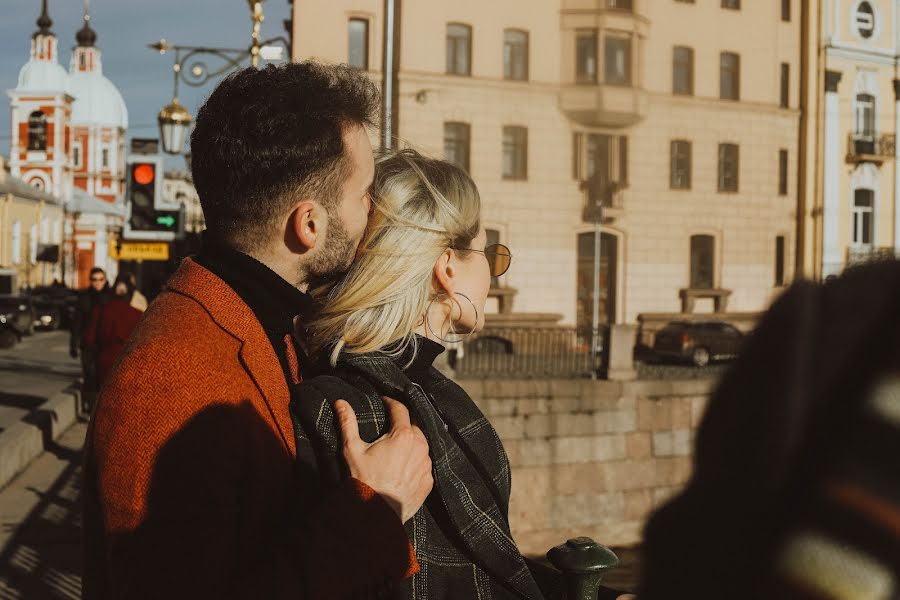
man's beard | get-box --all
[303,211,356,289]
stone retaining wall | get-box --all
[461,377,717,556]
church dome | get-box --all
[69,59,129,130]
[16,59,69,94]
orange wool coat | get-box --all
[82,258,418,599]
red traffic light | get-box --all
[133,164,155,185]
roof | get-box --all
[70,187,124,216]
[0,173,62,205]
[69,56,128,130]
[15,59,70,95]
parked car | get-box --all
[652,320,744,367]
[33,299,62,330]
[0,315,17,348]
[0,295,36,336]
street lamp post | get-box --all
[151,0,290,154]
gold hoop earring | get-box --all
[425,293,479,344]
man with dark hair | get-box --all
[83,62,432,598]
[71,266,110,411]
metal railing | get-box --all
[847,246,900,266]
[452,326,608,378]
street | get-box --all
[0,331,83,598]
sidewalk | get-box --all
[0,330,82,491]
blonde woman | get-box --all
[291,149,626,600]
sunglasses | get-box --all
[453,243,512,277]
[90,277,105,283]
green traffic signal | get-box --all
[156,215,176,228]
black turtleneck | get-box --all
[195,235,313,392]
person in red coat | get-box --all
[82,62,433,600]
[82,273,144,387]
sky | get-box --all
[0,0,292,169]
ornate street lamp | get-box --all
[151,0,290,154]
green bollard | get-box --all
[546,537,619,600]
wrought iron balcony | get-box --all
[581,179,625,222]
[847,245,899,266]
[846,133,895,165]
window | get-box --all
[690,235,715,289]
[576,30,598,84]
[855,2,875,39]
[572,132,584,180]
[11,222,21,265]
[721,0,740,9]
[718,143,739,192]
[102,147,110,169]
[607,0,633,10]
[486,228,501,287]
[29,224,38,264]
[775,236,786,286]
[673,46,694,95]
[604,37,632,85]
[503,30,528,81]
[444,122,471,172]
[79,53,86,69]
[27,111,47,151]
[581,134,628,210]
[778,149,788,196]
[782,0,791,21]
[852,189,874,246]
[446,23,472,76]
[855,94,875,138]
[720,52,740,100]
[502,126,528,180]
[780,63,790,108]
[348,18,369,70]
[670,140,692,190]
[73,143,81,168]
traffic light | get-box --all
[125,156,180,240]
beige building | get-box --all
[0,157,65,293]
[293,0,800,327]
[799,0,900,279]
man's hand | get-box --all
[335,397,433,524]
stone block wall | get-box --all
[461,377,716,556]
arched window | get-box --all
[28,111,47,151]
[690,234,715,289]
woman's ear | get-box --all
[433,248,456,296]
[289,200,321,251]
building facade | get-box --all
[800,0,900,278]
[293,0,800,327]
[6,2,127,288]
[0,157,65,292]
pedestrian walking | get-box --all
[70,267,110,410]
[82,273,144,389]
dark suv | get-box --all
[652,320,744,367]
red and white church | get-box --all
[7,1,128,287]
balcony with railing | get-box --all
[847,245,900,266]
[846,133,896,165]
[581,179,626,222]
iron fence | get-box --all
[452,326,608,378]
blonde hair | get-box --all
[307,148,481,365]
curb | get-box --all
[0,387,81,491]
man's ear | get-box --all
[432,248,455,296]
[288,200,322,252]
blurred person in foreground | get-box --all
[292,149,628,600]
[82,62,432,599]
[638,260,900,599]
[82,273,144,388]
[70,266,110,409]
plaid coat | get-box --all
[291,347,560,600]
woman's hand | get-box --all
[335,397,434,523]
